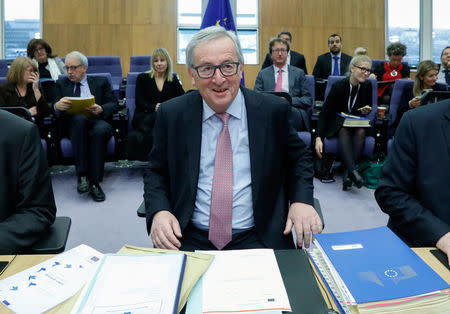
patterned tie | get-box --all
[275,68,283,92]
[208,113,233,250]
[74,82,81,97]
[444,70,450,85]
[332,56,340,76]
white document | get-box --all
[0,244,103,314]
[199,249,291,313]
[71,253,186,314]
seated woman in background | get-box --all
[396,60,447,126]
[26,38,66,102]
[371,42,409,106]
[315,55,373,191]
[0,56,51,135]
[127,48,185,160]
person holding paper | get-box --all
[395,60,447,128]
[315,55,373,190]
[144,26,321,251]
[0,109,56,254]
[54,51,119,202]
[375,99,450,264]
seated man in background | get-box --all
[254,37,312,131]
[375,99,450,264]
[0,109,56,254]
[261,31,308,74]
[437,46,450,86]
[144,26,321,251]
[312,33,352,80]
[54,51,119,202]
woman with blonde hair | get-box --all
[127,48,185,160]
[0,56,50,133]
[315,55,373,190]
[396,60,446,126]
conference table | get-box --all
[0,248,448,313]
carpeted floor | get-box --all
[51,162,388,254]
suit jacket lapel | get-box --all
[442,106,450,157]
[288,65,295,92]
[267,66,275,90]
[242,88,266,207]
[185,92,203,200]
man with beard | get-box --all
[313,34,352,80]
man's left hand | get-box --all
[86,104,103,116]
[283,202,323,248]
[436,232,450,266]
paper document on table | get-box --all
[0,244,103,314]
[199,249,291,313]
[71,253,186,314]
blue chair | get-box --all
[305,74,315,119]
[86,56,123,96]
[387,79,413,137]
[0,60,8,77]
[322,77,377,157]
[0,77,7,85]
[130,55,152,73]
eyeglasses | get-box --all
[355,66,371,74]
[193,62,240,79]
[272,49,288,54]
[64,65,82,71]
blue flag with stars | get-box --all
[200,0,245,86]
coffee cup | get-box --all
[377,106,387,119]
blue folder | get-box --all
[314,226,449,304]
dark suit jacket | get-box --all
[312,52,352,80]
[317,77,373,138]
[261,50,308,74]
[55,76,119,120]
[0,110,56,254]
[143,87,314,249]
[375,99,450,247]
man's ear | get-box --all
[187,67,196,87]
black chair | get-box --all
[420,90,450,106]
[24,216,72,254]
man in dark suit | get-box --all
[0,109,56,254]
[255,37,312,131]
[261,31,307,74]
[144,26,321,251]
[375,99,450,263]
[54,51,119,202]
[312,33,352,80]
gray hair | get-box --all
[65,51,88,67]
[185,25,244,68]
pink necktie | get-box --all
[275,68,283,92]
[209,112,233,250]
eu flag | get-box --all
[200,0,245,86]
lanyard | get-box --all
[348,83,360,112]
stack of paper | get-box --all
[66,96,95,115]
[308,227,450,313]
[72,253,187,314]
[338,112,371,127]
[0,244,103,313]
[187,249,289,314]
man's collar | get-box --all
[273,63,288,72]
[202,89,243,122]
[331,52,342,58]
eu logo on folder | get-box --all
[308,226,450,313]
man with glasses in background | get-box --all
[254,37,312,131]
[144,26,321,251]
[54,51,118,202]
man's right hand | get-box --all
[55,97,72,111]
[315,137,323,159]
[436,232,450,266]
[150,210,182,250]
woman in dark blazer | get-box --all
[0,56,50,135]
[395,60,447,127]
[126,48,185,160]
[315,55,373,190]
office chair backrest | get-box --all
[324,76,345,100]
[367,78,378,124]
[305,74,315,117]
[86,56,122,92]
[389,79,413,127]
[0,76,7,85]
[0,59,8,77]
[125,72,140,131]
[130,55,152,73]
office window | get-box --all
[387,0,420,66]
[177,0,259,64]
[3,0,41,59]
[432,0,450,63]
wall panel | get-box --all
[43,0,385,90]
